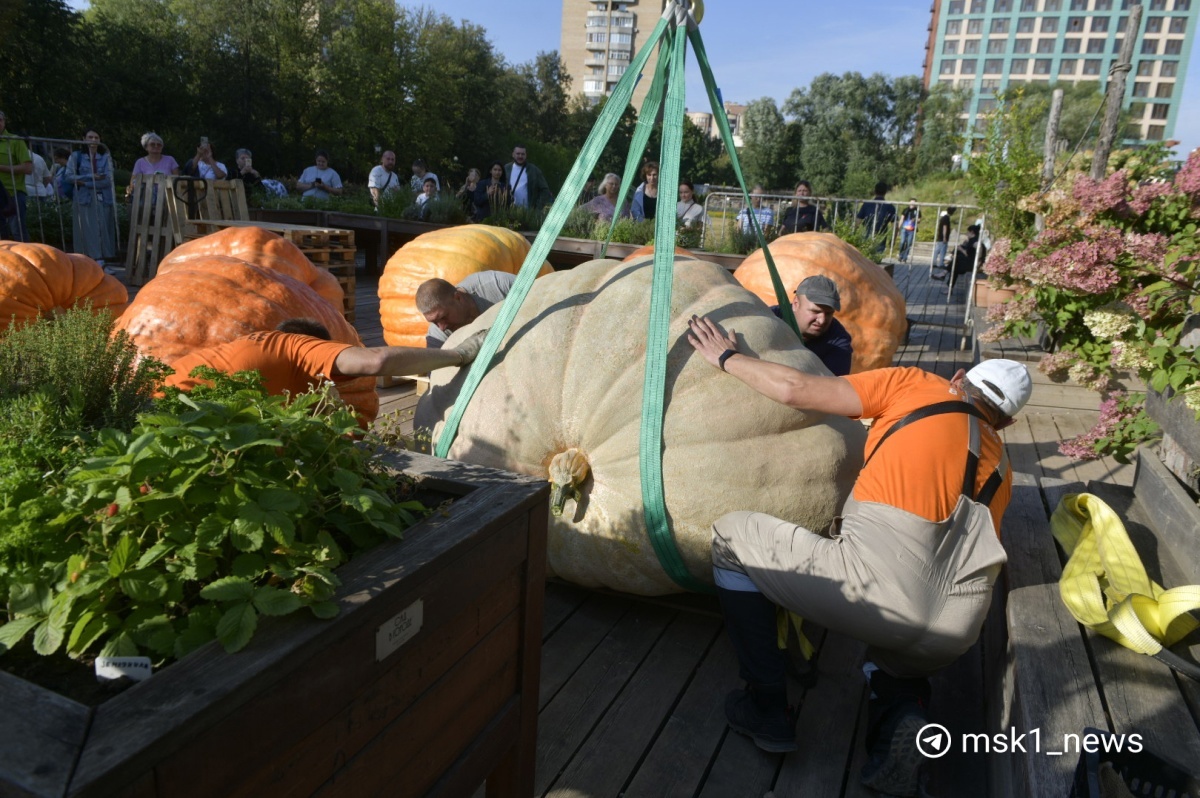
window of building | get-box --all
[944,40,960,53]
[1165,39,1182,54]
[584,80,604,92]
[1064,38,1082,52]
[1020,0,1037,8]
[1011,57,1029,71]
[1133,81,1150,96]
[1041,16,1059,32]
[1060,58,1078,73]
[608,63,626,75]
[1001,38,1020,52]
[962,58,978,73]
[1151,103,1170,119]
[967,18,983,32]
[984,58,1004,72]
[1037,38,1056,52]
[1087,38,1106,52]
[1146,16,1163,32]
[1148,125,1165,140]
[611,15,633,26]
[1095,0,1112,7]
[1033,58,1052,73]
[1113,37,1124,52]
[979,98,999,111]
[611,32,631,43]
[1175,0,1191,9]
[1169,17,1187,33]
[1129,101,1147,117]
[949,0,964,12]
[991,18,1010,32]
[586,32,607,43]
[1149,0,1166,8]
[940,59,958,74]
[947,19,962,34]
[1142,39,1159,53]
[1018,17,1036,31]
[585,16,607,27]
[1044,0,1061,8]
[994,0,1012,9]
[1117,15,1128,31]
[1137,60,1155,75]
[982,77,1002,90]
[1091,17,1109,32]
[1083,58,1102,73]
[965,39,981,52]
[609,49,629,60]
[1161,61,1178,76]
[1156,82,1174,97]
[1067,16,1085,31]
[970,0,986,10]
[1070,0,1087,7]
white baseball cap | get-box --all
[966,359,1033,417]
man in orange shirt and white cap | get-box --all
[689,312,1032,796]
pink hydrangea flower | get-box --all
[1058,392,1135,460]
[1173,148,1200,197]
[1128,180,1175,215]
[1073,170,1130,217]
[1123,231,1170,269]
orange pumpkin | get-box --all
[621,244,695,262]
[0,242,127,326]
[114,260,378,421]
[157,226,344,311]
[378,224,553,348]
[733,232,907,372]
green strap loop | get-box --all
[434,14,671,461]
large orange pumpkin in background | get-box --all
[621,244,695,262]
[156,226,345,311]
[733,232,907,372]
[378,225,553,348]
[114,260,378,421]
[0,242,127,326]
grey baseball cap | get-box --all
[795,275,841,311]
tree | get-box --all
[0,0,87,138]
[916,83,968,177]
[739,97,788,189]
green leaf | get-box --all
[309,601,339,619]
[67,611,116,656]
[136,541,174,569]
[216,603,257,653]
[99,631,139,658]
[231,517,265,552]
[108,534,139,576]
[7,582,51,617]
[332,468,361,492]
[253,587,303,617]
[174,625,216,659]
[231,553,266,578]
[265,513,296,547]
[258,488,303,513]
[195,514,229,548]
[0,617,41,654]
[199,575,255,603]
[119,569,169,603]
[33,619,65,656]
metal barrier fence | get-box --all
[1,133,125,268]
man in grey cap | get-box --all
[772,274,854,376]
[687,308,1033,796]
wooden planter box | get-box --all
[0,450,549,798]
[1146,388,1200,494]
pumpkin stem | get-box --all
[548,448,590,517]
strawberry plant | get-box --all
[0,368,427,662]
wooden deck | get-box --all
[121,249,1137,796]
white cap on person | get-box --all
[965,359,1033,418]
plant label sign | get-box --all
[95,656,153,682]
[376,599,424,661]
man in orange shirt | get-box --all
[687,315,1031,796]
[165,318,485,397]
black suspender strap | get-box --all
[862,401,990,469]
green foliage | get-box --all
[0,369,427,661]
[831,214,891,263]
[740,98,790,189]
[966,88,1044,246]
[481,203,545,233]
[607,217,656,246]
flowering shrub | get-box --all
[983,146,1200,460]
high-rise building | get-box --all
[560,0,668,111]
[923,0,1199,146]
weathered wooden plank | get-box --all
[1001,415,1044,480]
[538,594,630,711]
[772,633,867,797]
[622,633,739,798]
[541,581,592,639]
[1025,412,1080,483]
[1005,473,1105,797]
[924,630,990,797]
[1132,449,1200,587]
[547,613,721,797]
[0,670,92,798]
[533,603,674,796]
[696,730,781,798]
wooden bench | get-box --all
[1001,450,1200,795]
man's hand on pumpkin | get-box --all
[687,315,738,369]
[452,329,489,366]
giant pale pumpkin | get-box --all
[157,226,345,311]
[0,242,127,326]
[114,260,378,421]
[734,232,907,372]
[378,225,553,348]
[416,256,866,595]
[621,244,695,262]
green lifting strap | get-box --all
[434,12,671,461]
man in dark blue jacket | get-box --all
[771,275,854,376]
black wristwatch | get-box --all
[718,349,738,371]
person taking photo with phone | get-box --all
[297,150,343,200]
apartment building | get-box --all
[560,0,668,110]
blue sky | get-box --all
[68,0,1200,157]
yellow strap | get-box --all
[776,607,815,660]
[1051,492,1200,656]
